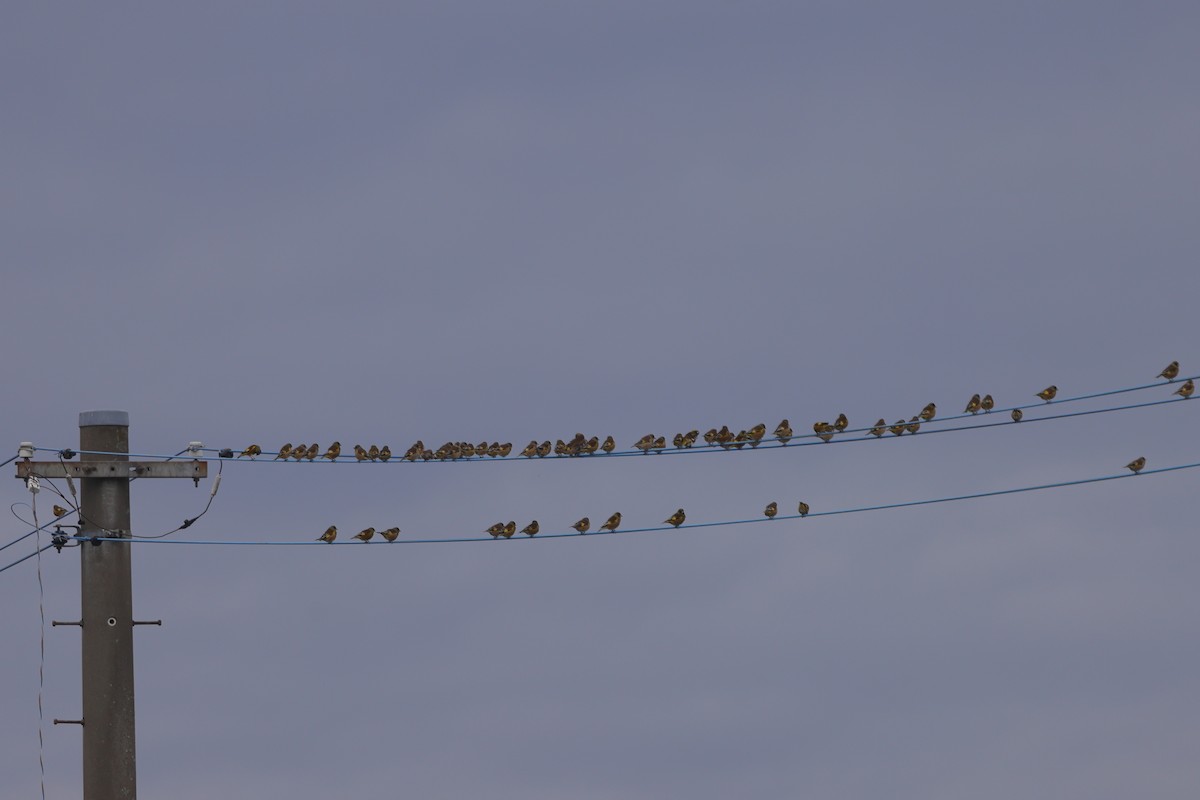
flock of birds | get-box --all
[233,362,1192,468]
[299,361,1188,543]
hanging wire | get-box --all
[27,380,1197,464]
[59,458,1200,548]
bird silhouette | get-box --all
[521,520,540,537]
[1175,379,1194,399]
[367,445,380,461]
[1036,385,1058,402]
[572,517,591,534]
[600,512,622,532]
[354,445,368,461]
[664,508,686,528]
[601,436,616,454]
[304,443,319,460]
[774,419,793,445]
[502,521,516,539]
[1159,361,1180,381]
[52,504,69,517]
[536,441,553,457]
[1011,408,1023,422]
[964,394,982,414]
[906,417,921,435]
[764,501,777,519]
[290,444,307,461]
[521,440,538,458]
[274,443,293,460]
[380,527,400,542]
[919,403,937,421]
[239,444,262,459]
[378,446,392,462]
[833,414,849,432]
[317,526,337,543]
[981,395,994,413]
[889,420,906,436]
[1126,456,1146,474]
[869,419,887,438]
[353,527,375,542]
[323,442,341,461]
[485,523,505,539]
[797,501,810,517]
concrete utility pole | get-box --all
[16,411,206,800]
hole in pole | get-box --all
[107,617,117,627]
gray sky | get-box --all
[3,3,1199,798]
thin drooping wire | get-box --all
[28,479,47,800]
[0,453,18,469]
[30,382,1197,464]
[67,458,1200,547]
[131,459,223,539]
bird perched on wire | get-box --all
[833,414,849,433]
[367,445,380,461]
[1158,361,1180,381]
[1011,408,1023,422]
[536,440,553,457]
[354,445,368,461]
[814,422,835,443]
[964,394,982,414]
[797,501,810,517]
[304,443,319,461]
[52,504,69,517]
[869,419,887,438]
[291,444,307,461]
[378,446,392,462]
[601,436,616,454]
[703,429,718,446]
[919,403,937,422]
[679,431,699,449]
[633,434,655,452]
[323,442,341,461]
[485,523,505,539]
[764,502,777,519]
[652,436,667,453]
[521,440,538,458]
[353,527,375,542]
[906,416,921,435]
[317,525,337,543]
[774,419,793,445]
[1174,379,1194,399]
[521,520,539,537]
[600,512,622,532]
[274,443,293,460]
[501,521,516,539]
[889,420,907,436]
[664,508,686,528]
[748,423,767,447]
[572,517,590,534]
[672,432,686,449]
[981,395,994,413]
[239,444,262,459]
[380,527,401,542]
[1036,385,1058,402]
[1126,456,1146,474]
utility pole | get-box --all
[16,411,206,800]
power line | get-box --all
[57,458,1199,548]
[28,386,1197,465]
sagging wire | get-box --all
[25,472,47,800]
[131,459,223,539]
[65,457,1200,547]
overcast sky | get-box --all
[3,3,1199,798]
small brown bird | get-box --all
[600,512,622,532]
[521,440,538,458]
[652,436,667,453]
[703,429,718,446]
[964,394,982,414]
[290,444,307,461]
[380,527,401,542]
[323,442,341,461]
[869,419,887,438]
[421,449,434,461]
[239,444,262,459]
[601,436,616,454]
[572,517,590,534]
[1037,385,1058,402]
[797,501,810,517]
[764,501,777,519]
[378,445,392,462]
[633,434,655,452]
[536,440,553,457]
[317,525,337,543]
[774,419,793,444]
[367,445,380,461]
[833,414,849,432]
[354,445,368,462]
[919,403,937,422]
[1158,361,1180,381]
[1174,379,1194,399]
[681,430,699,448]
[1126,456,1146,474]
[815,423,835,443]
[274,443,293,460]
[498,442,512,457]
[889,420,906,436]
[906,416,921,435]
[353,527,375,542]
[52,504,69,517]
[672,432,685,449]
[521,520,540,537]
[304,443,319,460]
[1011,408,1023,422]
[981,394,994,413]
[502,521,516,539]
[748,423,767,447]
[485,522,505,539]
[486,443,502,458]
[664,508,686,528]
